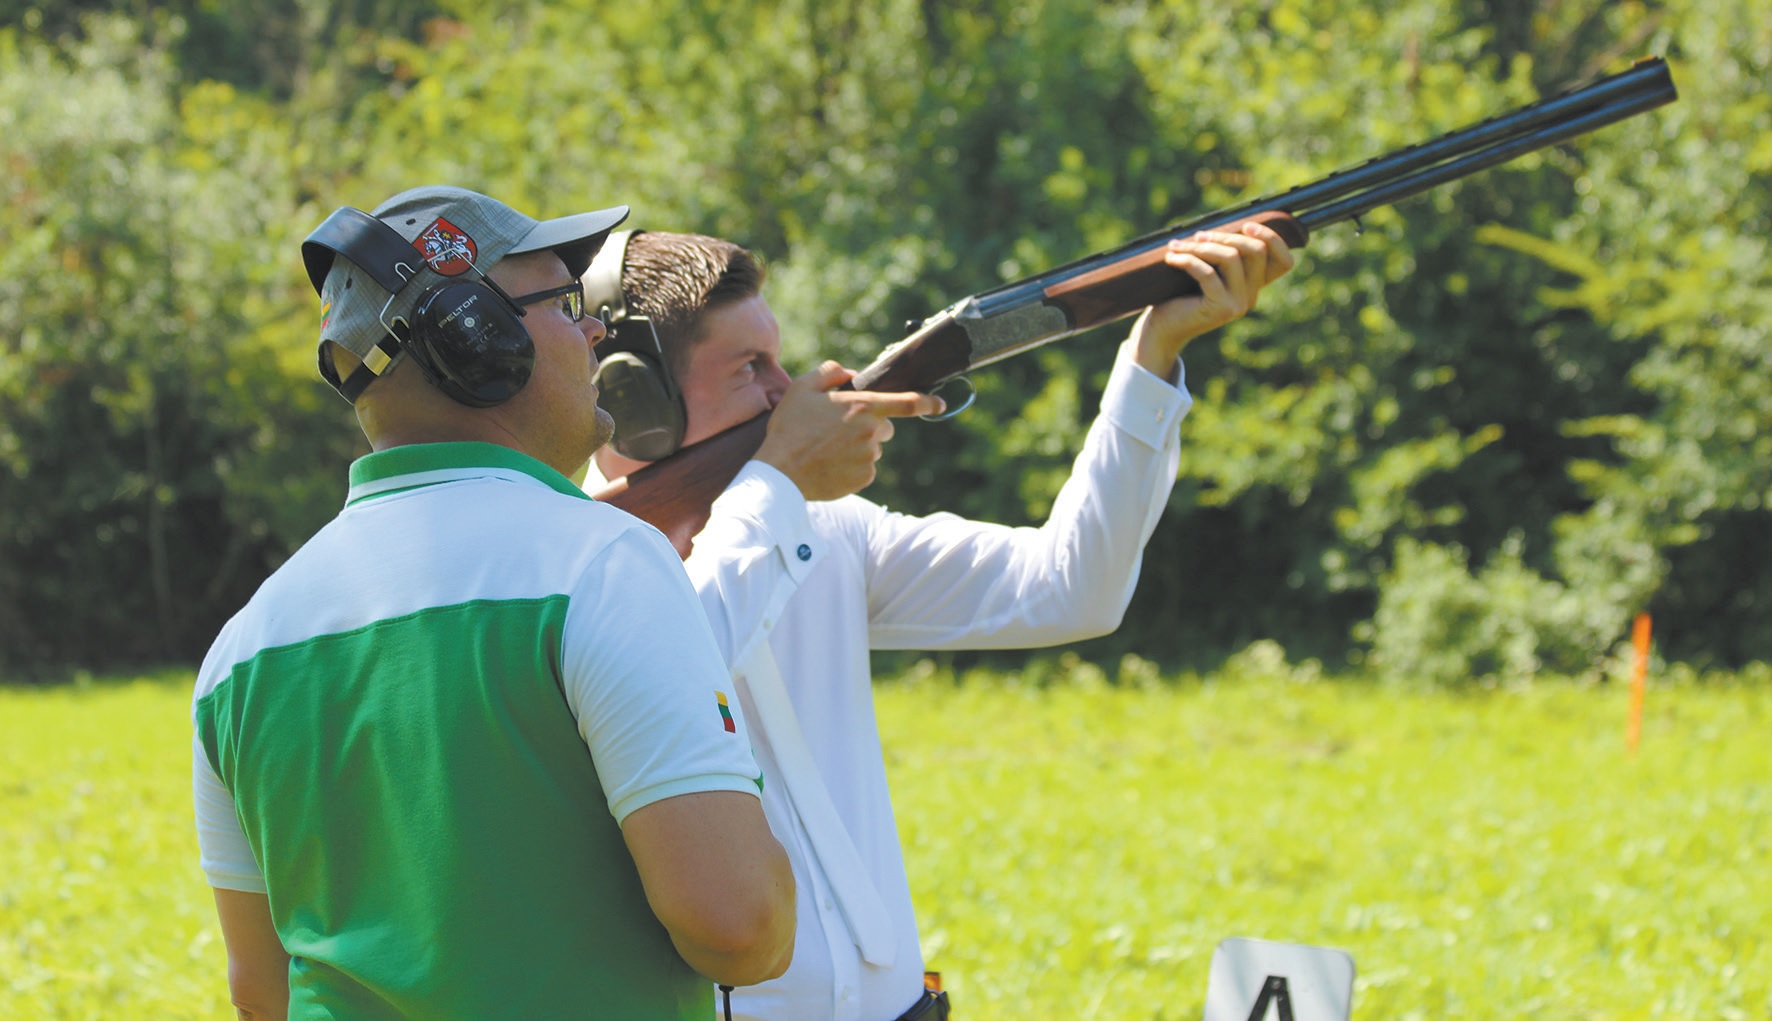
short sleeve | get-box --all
[192,730,267,892]
[558,524,765,823]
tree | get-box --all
[0,16,351,676]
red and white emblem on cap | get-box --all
[413,217,478,276]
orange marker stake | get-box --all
[1626,612,1652,753]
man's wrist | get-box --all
[1145,354,1183,385]
[1127,338,1184,386]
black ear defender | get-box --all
[302,207,534,407]
[582,230,688,461]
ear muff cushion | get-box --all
[594,350,686,461]
[409,280,535,407]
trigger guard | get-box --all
[920,377,976,422]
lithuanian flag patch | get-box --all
[716,691,736,733]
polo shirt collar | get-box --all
[345,442,590,506]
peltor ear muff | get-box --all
[302,206,534,408]
[405,277,533,408]
[583,230,688,460]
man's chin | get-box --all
[588,407,617,454]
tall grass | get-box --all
[3,664,1767,1019]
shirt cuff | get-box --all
[713,461,823,581]
[1101,339,1193,449]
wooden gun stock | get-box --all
[1044,210,1308,331]
[593,414,770,556]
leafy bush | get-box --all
[1365,535,1626,686]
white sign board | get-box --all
[1202,937,1355,1021]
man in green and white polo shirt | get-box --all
[192,186,794,1020]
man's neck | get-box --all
[371,421,588,482]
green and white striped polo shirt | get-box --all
[193,442,760,1020]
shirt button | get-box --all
[797,543,812,561]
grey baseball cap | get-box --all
[303,185,628,398]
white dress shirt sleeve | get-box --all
[683,460,823,667]
[858,339,1190,649]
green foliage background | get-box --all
[3,668,1767,1017]
[1,0,1767,681]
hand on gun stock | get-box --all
[1130,220,1299,377]
[757,361,947,502]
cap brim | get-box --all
[510,205,631,279]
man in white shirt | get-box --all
[583,224,1294,1021]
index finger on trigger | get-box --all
[862,390,946,418]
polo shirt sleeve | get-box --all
[192,729,267,892]
[559,522,766,824]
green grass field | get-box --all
[3,664,1767,1019]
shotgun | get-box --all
[593,57,1677,553]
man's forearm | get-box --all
[624,791,798,988]
[213,889,290,1021]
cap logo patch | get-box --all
[413,217,478,276]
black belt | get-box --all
[894,988,950,1021]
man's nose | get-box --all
[763,364,792,405]
[582,315,608,348]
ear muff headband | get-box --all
[303,207,420,296]
[585,231,688,460]
[302,206,534,407]
[581,228,634,330]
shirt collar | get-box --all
[345,442,591,506]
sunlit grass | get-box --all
[1,675,229,1020]
[884,662,1770,1020]
[3,666,1767,1019]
